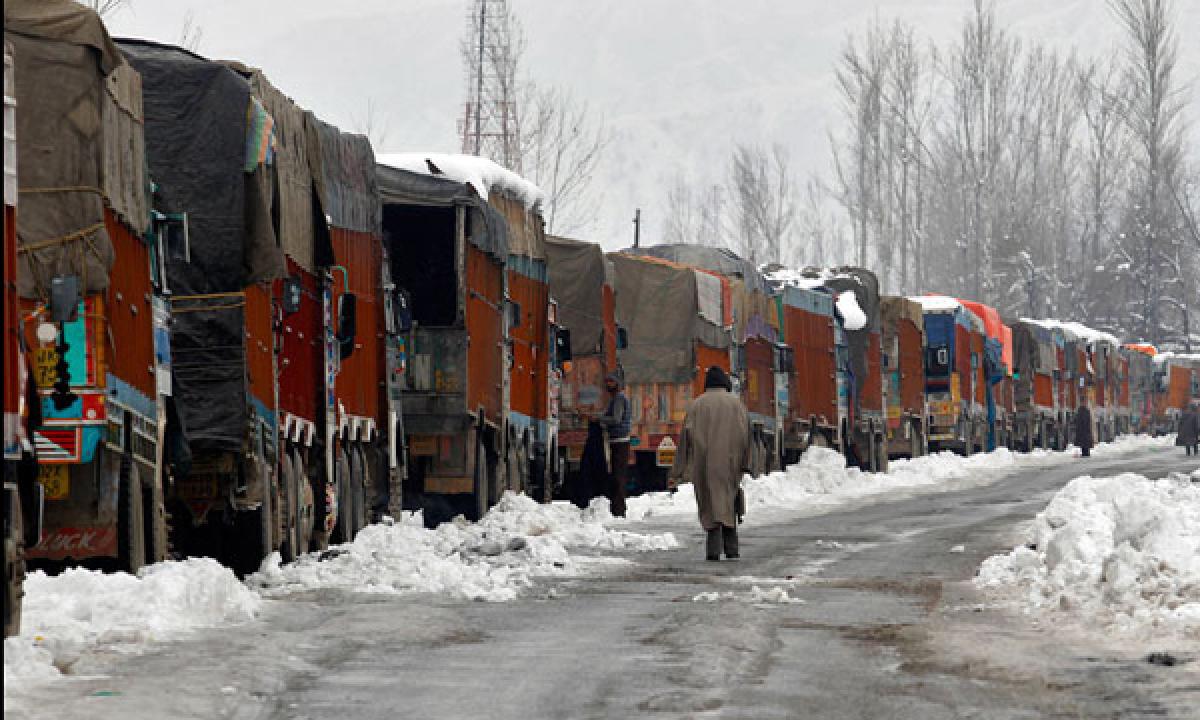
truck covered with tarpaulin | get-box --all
[633,245,783,474]
[915,296,986,455]
[8,1,170,576]
[378,154,554,523]
[880,296,927,458]
[958,299,1011,451]
[547,235,618,494]
[770,267,886,471]
[609,251,733,491]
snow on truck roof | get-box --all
[911,295,963,313]
[376,153,545,211]
[1020,318,1120,347]
[835,291,867,331]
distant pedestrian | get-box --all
[670,366,751,561]
[1074,401,1094,458]
[1178,402,1200,457]
[593,374,630,517]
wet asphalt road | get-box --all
[15,448,1200,720]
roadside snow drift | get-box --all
[249,492,678,602]
[976,472,1200,637]
[3,558,261,687]
[626,435,1172,525]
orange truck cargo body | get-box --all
[23,209,165,564]
[276,259,321,435]
[331,228,385,438]
[780,285,837,453]
[880,297,925,455]
[742,337,776,422]
[546,237,617,469]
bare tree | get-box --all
[79,0,129,18]
[178,10,204,53]
[727,143,796,268]
[353,97,391,151]
[1108,0,1188,343]
[662,173,697,246]
[518,85,611,235]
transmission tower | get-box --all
[459,0,521,172]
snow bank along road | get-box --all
[5,437,1198,719]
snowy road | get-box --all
[9,446,1200,719]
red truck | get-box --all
[377,155,555,524]
[914,296,986,455]
[880,296,927,458]
[4,38,39,637]
[609,252,733,491]
[1012,319,1063,450]
[546,236,619,495]
[777,268,887,470]
[773,282,836,463]
[10,6,171,576]
[632,245,783,474]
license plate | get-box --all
[38,464,69,500]
[656,449,676,467]
[34,347,59,389]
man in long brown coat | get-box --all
[670,366,752,561]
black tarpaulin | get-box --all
[119,38,283,453]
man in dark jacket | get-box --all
[1074,401,1095,458]
[594,374,631,517]
[1178,402,1200,457]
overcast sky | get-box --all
[106,0,1200,248]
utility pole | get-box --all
[633,208,641,248]
[459,0,521,170]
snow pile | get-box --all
[250,492,678,602]
[976,472,1200,637]
[835,291,867,331]
[377,152,545,210]
[692,586,804,606]
[4,559,261,686]
[626,435,1171,525]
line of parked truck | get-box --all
[4,0,1199,638]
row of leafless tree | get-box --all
[823,0,1196,347]
[660,0,1195,348]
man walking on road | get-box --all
[1178,401,1199,457]
[594,374,631,517]
[671,366,751,561]
[1074,399,1094,458]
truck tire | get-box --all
[142,467,169,565]
[118,456,146,575]
[332,448,352,544]
[472,431,488,522]
[4,487,25,638]
[236,465,274,576]
[293,448,313,555]
[350,445,367,538]
[279,452,299,564]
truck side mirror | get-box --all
[506,300,522,329]
[394,289,413,333]
[555,327,573,367]
[616,326,629,350]
[281,275,302,315]
[49,275,80,323]
[337,292,358,360]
